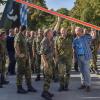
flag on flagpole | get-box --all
[7,1,20,28]
[20,4,28,27]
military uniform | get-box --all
[53,35,59,82]
[32,35,43,80]
[96,46,100,74]
[55,34,73,90]
[0,29,9,88]
[90,33,100,74]
[0,38,6,87]
[26,37,35,73]
[40,36,54,92]
[14,32,36,93]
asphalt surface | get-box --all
[0,72,100,100]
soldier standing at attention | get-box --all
[41,29,54,100]
[52,30,59,82]
[32,29,43,81]
[25,30,34,72]
[96,42,100,74]
[14,26,37,94]
[28,31,36,73]
[0,29,9,88]
[90,29,99,74]
[55,27,73,91]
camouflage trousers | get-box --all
[58,57,72,87]
[92,51,98,70]
[0,55,6,84]
[16,57,32,86]
[52,60,59,80]
[35,54,41,76]
[0,55,6,74]
[43,59,53,92]
[29,55,35,73]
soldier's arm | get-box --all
[40,39,48,68]
[14,35,22,57]
[14,42,20,57]
[32,48,35,58]
[70,25,75,35]
[54,38,59,62]
[41,54,48,68]
[32,39,35,58]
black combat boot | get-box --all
[0,84,3,88]
[47,91,54,97]
[2,80,9,85]
[58,85,64,92]
[41,91,52,100]
[17,85,28,94]
[35,75,41,81]
[1,74,9,85]
[78,85,86,89]
[64,84,69,91]
[86,86,91,92]
[0,74,3,88]
[54,78,59,83]
[27,84,37,92]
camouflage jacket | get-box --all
[40,37,54,60]
[32,35,43,55]
[26,37,34,56]
[0,39,7,56]
[55,35,73,60]
[14,33,29,58]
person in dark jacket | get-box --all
[6,28,16,75]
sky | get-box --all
[45,0,75,10]
[0,0,75,13]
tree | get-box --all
[28,0,55,30]
[90,0,100,26]
[81,7,94,23]
[70,0,100,27]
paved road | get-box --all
[0,72,100,100]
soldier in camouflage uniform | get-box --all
[41,29,54,100]
[55,28,73,91]
[14,26,37,94]
[28,31,36,73]
[0,29,9,88]
[26,30,35,73]
[96,42,100,74]
[32,29,43,81]
[90,29,99,74]
[52,30,59,82]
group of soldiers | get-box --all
[0,25,100,100]
[0,29,9,88]
[14,26,73,100]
